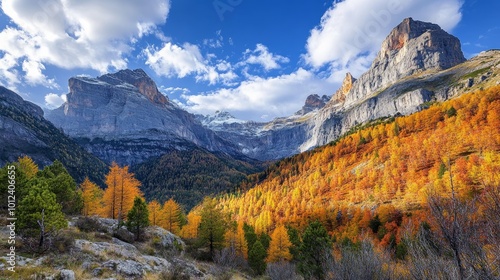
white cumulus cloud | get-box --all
[44,92,66,109]
[305,0,463,79]
[0,0,170,88]
[182,68,336,121]
[242,44,290,71]
[144,42,238,85]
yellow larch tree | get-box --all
[180,211,201,239]
[80,177,103,216]
[148,200,162,226]
[224,220,248,258]
[18,155,38,179]
[103,162,142,220]
[161,198,182,234]
[266,225,293,262]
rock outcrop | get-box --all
[330,73,356,105]
[47,69,240,165]
[296,94,331,115]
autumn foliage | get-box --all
[214,86,500,245]
[102,162,142,220]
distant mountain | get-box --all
[133,145,265,210]
[0,86,107,185]
[46,69,241,166]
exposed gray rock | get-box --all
[341,18,465,109]
[114,227,135,243]
[295,94,331,115]
[59,269,76,280]
[103,259,145,279]
[146,226,185,252]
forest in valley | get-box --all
[1,85,499,279]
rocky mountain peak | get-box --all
[342,18,466,108]
[98,69,169,106]
[296,94,330,115]
[330,72,356,105]
[381,18,440,54]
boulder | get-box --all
[59,269,76,280]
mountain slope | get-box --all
[133,145,265,210]
[0,86,107,185]
[47,69,240,166]
[216,86,500,233]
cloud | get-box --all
[159,86,191,95]
[144,42,238,85]
[203,30,224,48]
[44,92,66,109]
[182,68,336,121]
[0,0,170,88]
[242,44,290,71]
[22,60,59,89]
[305,0,463,72]
[0,52,20,89]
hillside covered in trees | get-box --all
[133,146,265,210]
[180,85,500,278]
[216,85,500,233]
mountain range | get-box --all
[2,18,500,207]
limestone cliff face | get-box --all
[343,18,465,108]
[47,69,239,165]
[305,18,468,149]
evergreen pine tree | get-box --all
[248,240,267,275]
[18,179,67,251]
[298,221,332,279]
[197,197,226,258]
[126,197,149,241]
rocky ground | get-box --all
[0,216,250,280]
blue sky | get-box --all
[0,0,499,121]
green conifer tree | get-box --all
[248,240,267,275]
[18,179,67,251]
[298,221,332,279]
[126,197,149,241]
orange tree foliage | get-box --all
[81,177,103,216]
[213,86,500,245]
[148,200,162,226]
[161,198,182,234]
[102,162,142,220]
[266,224,292,262]
[180,211,201,239]
[224,220,248,258]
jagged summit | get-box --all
[342,18,466,108]
[69,69,168,108]
[329,73,356,106]
[98,69,169,106]
[296,94,330,115]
